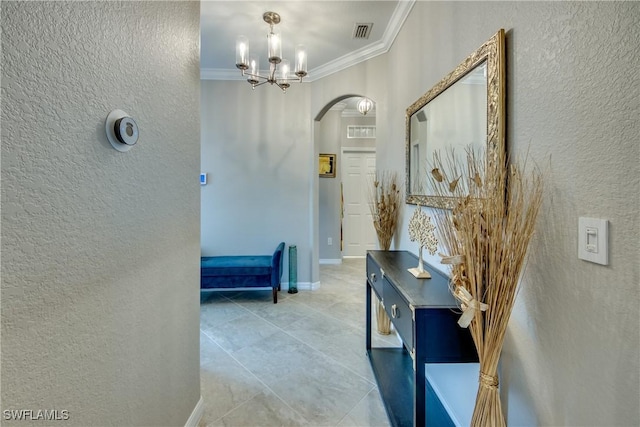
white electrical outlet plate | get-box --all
[578,217,608,265]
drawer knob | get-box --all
[370,273,377,282]
[391,304,399,318]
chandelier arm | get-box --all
[245,72,269,81]
[251,80,269,88]
[237,11,307,92]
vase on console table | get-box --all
[375,299,391,335]
[366,171,402,335]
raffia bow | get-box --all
[453,286,488,328]
[438,253,487,327]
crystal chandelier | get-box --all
[235,11,308,92]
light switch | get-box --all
[585,227,598,253]
[578,217,608,265]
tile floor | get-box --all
[198,258,401,427]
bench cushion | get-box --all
[201,255,272,277]
[200,243,285,303]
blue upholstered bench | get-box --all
[200,242,285,303]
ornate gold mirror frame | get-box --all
[405,29,505,209]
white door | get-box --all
[342,150,377,257]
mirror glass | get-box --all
[406,30,505,208]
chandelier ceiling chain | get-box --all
[235,11,308,92]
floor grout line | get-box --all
[201,323,313,425]
[335,384,378,426]
[229,297,381,388]
[199,259,390,427]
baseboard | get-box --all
[184,396,203,427]
[281,281,318,291]
[202,286,272,292]
[319,258,342,265]
[201,282,320,293]
[342,255,366,259]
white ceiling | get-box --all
[200,1,415,82]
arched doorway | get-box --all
[315,95,377,263]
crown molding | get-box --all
[200,0,415,82]
[308,0,415,81]
[200,68,246,81]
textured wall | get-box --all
[1,2,201,426]
[391,2,640,425]
[311,1,639,425]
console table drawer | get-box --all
[366,251,478,427]
[366,256,384,298]
[383,277,413,350]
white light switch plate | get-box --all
[578,217,608,265]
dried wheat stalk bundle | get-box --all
[367,170,403,335]
[429,147,543,427]
[367,171,402,251]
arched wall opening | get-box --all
[313,95,378,268]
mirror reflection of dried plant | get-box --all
[367,171,402,250]
[429,146,543,427]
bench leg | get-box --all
[272,287,278,304]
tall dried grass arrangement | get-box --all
[429,147,543,427]
[367,171,402,335]
[367,171,402,251]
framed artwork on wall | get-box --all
[319,153,336,178]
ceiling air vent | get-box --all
[353,23,373,39]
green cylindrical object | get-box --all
[288,245,298,294]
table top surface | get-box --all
[367,250,459,309]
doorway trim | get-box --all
[340,146,376,259]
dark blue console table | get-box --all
[366,250,478,427]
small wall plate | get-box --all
[578,217,609,265]
[106,109,138,152]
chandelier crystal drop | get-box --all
[235,11,308,92]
